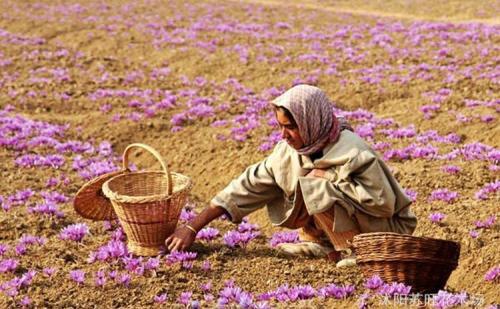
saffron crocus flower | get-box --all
[403,189,417,202]
[154,293,167,304]
[441,165,461,174]
[0,259,18,273]
[363,275,384,290]
[59,223,89,242]
[428,189,459,203]
[117,273,131,287]
[237,218,260,232]
[269,231,299,247]
[70,270,85,285]
[144,257,160,270]
[429,212,446,224]
[0,244,9,256]
[179,207,197,222]
[20,296,31,306]
[223,230,260,249]
[43,267,57,277]
[196,227,219,241]
[475,215,497,229]
[202,260,211,271]
[178,291,193,305]
[469,230,480,239]
[318,284,355,299]
[94,270,106,287]
[484,266,500,282]
[432,290,467,308]
[377,282,412,296]
[201,281,212,293]
[166,251,197,265]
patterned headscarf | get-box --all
[272,84,352,155]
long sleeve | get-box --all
[211,154,282,223]
[299,149,396,219]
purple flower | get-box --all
[237,218,260,233]
[144,257,160,270]
[166,251,197,265]
[154,293,167,304]
[202,260,211,271]
[363,275,384,290]
[269,231,299,247]
[178,291,192,305]
[429,189,459,203]
[404,189,418,202]
[475,215,496,229]
[20,296,31,306]
[429,212,446,224]
[69,270,85,285]
[432,290,468,309]
[318,284,355,299]
[475,181,499,200]
[484,266,500,282]
[196,227,220,241]
[0,259,18,273]
[94,270,107,287]
[201,280,212,293]
[117,273,131,287]
[441,165,461,174]
[0,244,9,256]
[469,230,479,239]
[179,207,197,222]
[223,230,260,249]
[377,282,411,296]
[43,267,57,277]
[59,223,89,242]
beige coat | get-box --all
[212,130,417,234]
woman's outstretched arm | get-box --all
[165,202,226,252]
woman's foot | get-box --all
[336,248,357,268]
[275,241,334,258]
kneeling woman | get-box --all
[166,84,417,266]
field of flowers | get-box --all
[0,0,498,307]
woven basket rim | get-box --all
[352,232,460,246]
[102,171,192,204]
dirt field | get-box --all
[0,0,498,307]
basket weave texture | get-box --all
[102,143,191,256]
[73,170,125,221]
[353,232,460,294]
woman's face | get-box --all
[276,109,304,150]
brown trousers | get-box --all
[283,197,360,252]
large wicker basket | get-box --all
[353,232,460,294]
[102,143,192,256]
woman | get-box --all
[165,84,417,266]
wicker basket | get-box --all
[352,232,460,294]
[74,170,125,221]
[102,143,192,256]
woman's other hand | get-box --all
[165,225,196,252]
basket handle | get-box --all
[122,143,173,196]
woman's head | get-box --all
[274,106,304,150]
[272,84,339,155]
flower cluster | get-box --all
[269,231,300,247]
[429,189,459,203]
[429,212,446,224]
[59,223,90,242]
[196,227,220,241]
[484,266,500,282]
[223,230,260,249]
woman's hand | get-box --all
[165,225,196,252]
